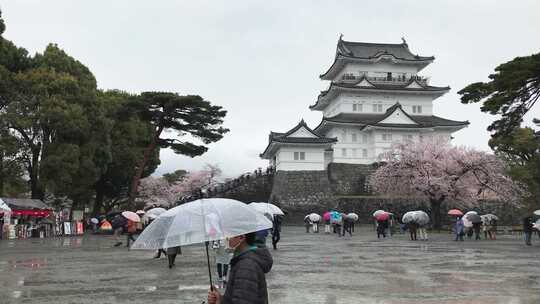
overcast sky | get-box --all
[2,0,539,178]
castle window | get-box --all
[413,105,422,114]
[342,148,347,157]
[362,149,368,158]
[372,104,383,113]
[293,152,305,160]
[352,103,362,112]
[352,133,358,142]
[382,134,392,141]
[352,148,358,158]
[362,134,368,143]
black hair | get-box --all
[245,232,256,245]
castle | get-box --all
[260,37,468,171]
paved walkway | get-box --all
[0,226,539,303]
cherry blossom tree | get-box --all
[369,139,524,228]
[137,164,222,208]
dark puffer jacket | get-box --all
[222,247,273,304]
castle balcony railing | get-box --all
[340,74,429,86]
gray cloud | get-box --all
[2,0,539,177]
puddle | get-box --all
[178,285,208,291]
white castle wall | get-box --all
[323,93,435,117]
[275,146,326,171]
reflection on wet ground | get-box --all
[0,226,539,303]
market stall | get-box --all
[0,198,53,239]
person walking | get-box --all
[455,217,464,241]
[342,216,353,237]
[488,219,497,240]
[207,232,273,304]
[523,216,534,246]
[126,219,137,248]
[312,219,319,233]
[111,214,127,247]
[154,248,167,259]
[408,222,418,241]
[166,246,182,268]
[472,221,482,240]
[324,216,331,234]
[213,240,233,288]
[271,215,282,250]
[377,219,388,239]
[304,216,311,233]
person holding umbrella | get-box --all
[523,216,534,246]
[131,198,274,302]
[207,232,273,304]
[455,216,465,241]
[323,211,331,234]
[166,246,182,268]
[271,214,283,250]
[407,222,418,241]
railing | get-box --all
[341,74,429,85]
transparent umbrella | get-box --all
[131,198,273,289]
[249,202,284,217]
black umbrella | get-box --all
[467,213,482,224]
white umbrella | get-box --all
[412,211,430,226]
[462,211,476,228]
[347,213,359,221]
[132,198,272,249]
[144,207,167,221]
[481,214,499,224]
[308,213,321,222]
[249,202,284,216]
[373,210,385,217]
[132,198,272,290]
[0,198,11,213]
[402,211,417,224]
[402,211,430,226]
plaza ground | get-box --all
[0,226,539,304]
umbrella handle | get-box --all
[205,241,214,291]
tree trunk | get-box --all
[29,146,43,199]
[93,180,105,217]
[430,198,444,230]
[127,126,163,206]
[0,149,4,197]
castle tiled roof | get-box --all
[321,37,435,79]
[314,103,469,134]
[311,78,450,110]
[337,40,434,61]
[260,120,337,159]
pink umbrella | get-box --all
[375,212,389,221]
[448,209,463,216]
[323,212,331,221]
[122,211,141,222]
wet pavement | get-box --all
[1,226,539,304]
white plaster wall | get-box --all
[322,92,435,117]
[328,127,374,164]
[379,108,417,124]
[275,146,326,171]
[288,127,317,138]
[323,127,455,164]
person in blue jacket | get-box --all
[455,217,465,241]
